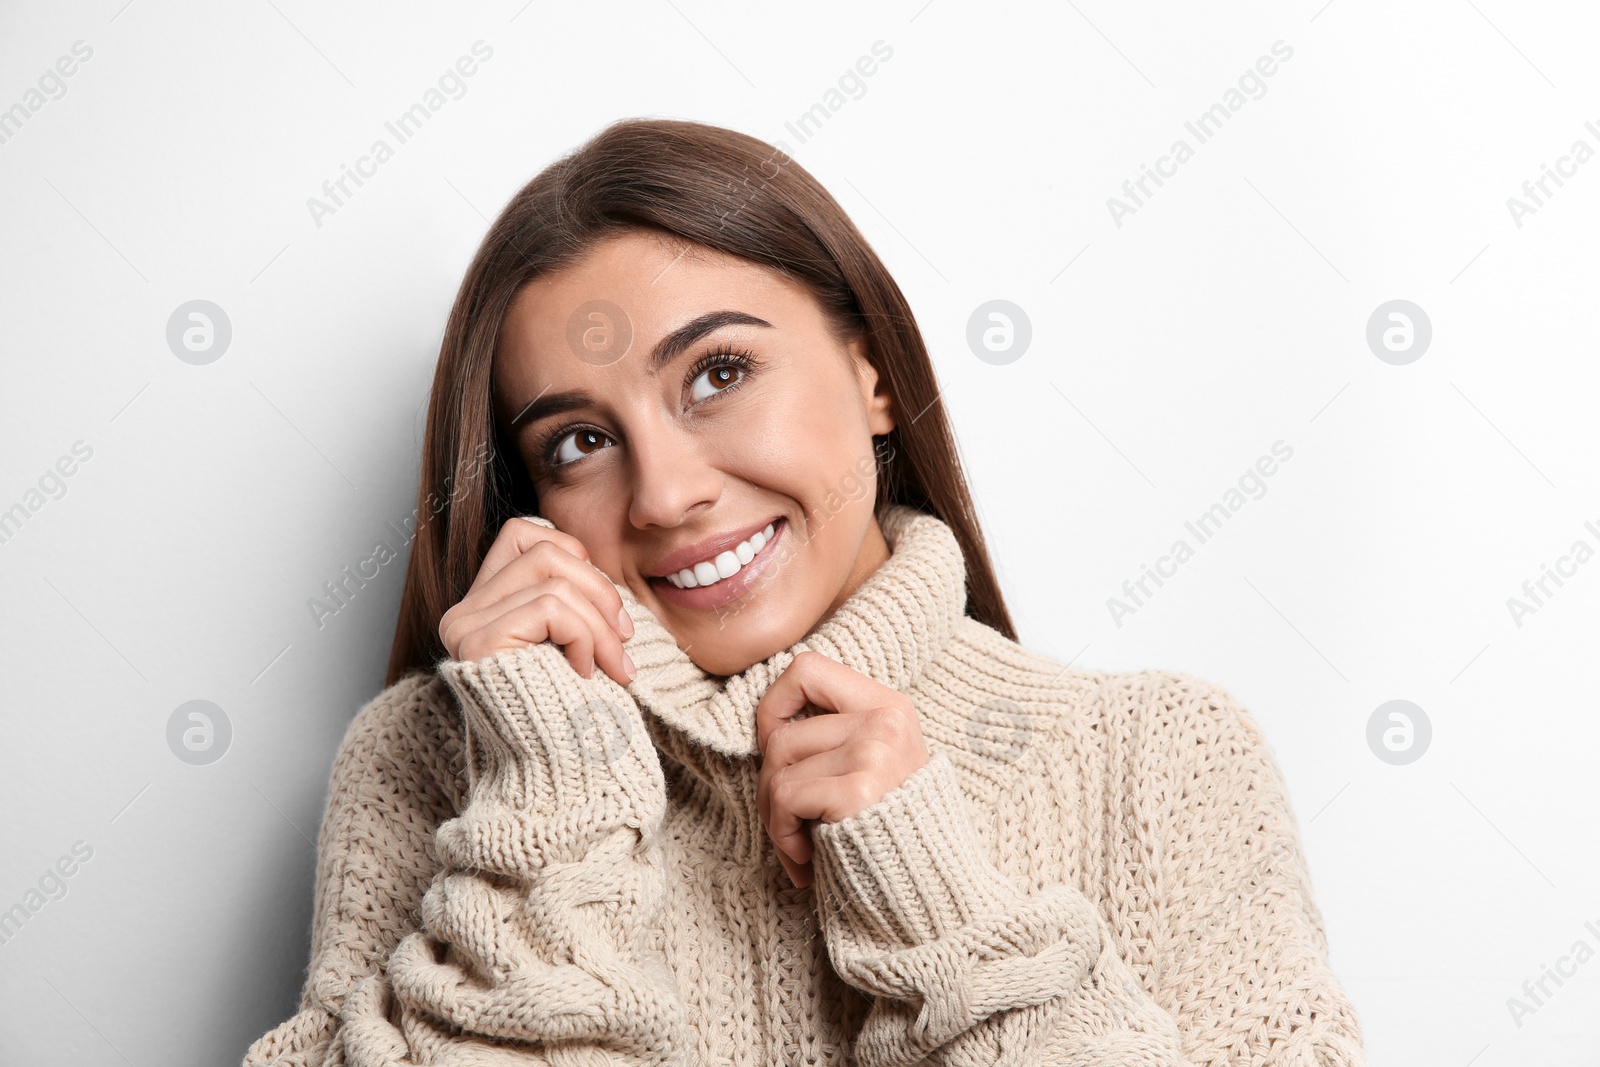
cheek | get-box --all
[717,407,809,485]
[581,543,631,587]
[538,510,624,571]
[723,414,874,515]
[743,374,864,460]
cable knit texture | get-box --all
[243,503,1366,1066]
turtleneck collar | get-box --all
[522,503,970,760]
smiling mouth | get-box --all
[646,517,789,610]
[659,519,780,589]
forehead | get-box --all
[495,232,810,386]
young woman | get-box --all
[244,118,1366,1066]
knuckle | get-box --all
[560,531,589,559]
[848,773,878,812]
[866,705,907,745]
[768,721,796,762]
[772,775,796,808]
[538,529,584,559]
[792,649,825,673]
[852,736,893,770]
[439,608,465,640]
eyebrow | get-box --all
[508,309,773,431]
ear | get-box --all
[848,337,896,437]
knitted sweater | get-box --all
[243,503,1366,1067]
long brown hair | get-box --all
[385,117,1016,687]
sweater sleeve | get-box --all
[809,750,1191,1067]
[240,675,467,1067]
[1126,674,1367,1067]
[299,642,688,1065]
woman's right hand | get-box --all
[438,517,637,685]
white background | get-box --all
[1,1,1597,1063]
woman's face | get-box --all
[492,229,897,677]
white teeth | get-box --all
[667,522,778,588]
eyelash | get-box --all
[529,345,759,474]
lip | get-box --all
[647,514,785,578]
[648,516,788,612]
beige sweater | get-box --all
[243,503,1366,1066]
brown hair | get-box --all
[385,117,1017,687]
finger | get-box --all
[440,580,570,661]
[444,577,599,665]
[504,589,633,685]
[756,714,854,833]
[473,516,592,589]
[757,650,888,755]
[458,590,632,686]
[451,589,585,665]
[474,538,629,639]
[441,543,628,657]
[439,592,522,661]
[776,842,813,889]
[764,751,864,870]
[761,755,864,870]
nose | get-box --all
[624,410,725,532]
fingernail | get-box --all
[617,608,634,639]
[622,652,636,681]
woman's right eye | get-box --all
[546,427,613,470]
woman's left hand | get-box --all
[755,650,930,889]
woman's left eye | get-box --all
[688,353,754,403]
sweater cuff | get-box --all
[436,641,662,819]
[811,751,1024,953]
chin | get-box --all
[690,606,807,677]
[696,633,774,678]
[687,650,751,679]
